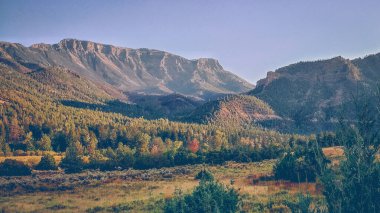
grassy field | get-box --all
[0,147,346,212]
[0,147,348,212]
[0,159,325,213]
[0,155,63,166]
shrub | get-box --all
[13,149,26,156]
[35,154,58,170]
[164,180,240,213]
[274,152,317,182]
[87,150,115,171]
[0,159,32,176]
[195,169,214,181]
[284,193,312,212]
[274,141,325,182]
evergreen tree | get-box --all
[35,153,58,170]
[165,180,240,213]
[316,91,380,212]
[60,141,84,173]
[115,142,134,169]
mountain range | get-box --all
[1,38,380,133]
[0,39,253,100]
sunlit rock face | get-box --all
[0,39,253,100]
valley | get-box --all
[0,39,379,212]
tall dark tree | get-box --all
[315,88,380,213]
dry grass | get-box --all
[322,146,344,158]
[1,180,197,212]
[0,155,63,166]
[0,148,346,212]
[0,159,324,212]
[0,155,94,166]
[322,146,379,164]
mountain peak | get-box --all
[55,39,110,52]
[195,58,223,70]
[30,43,51,50]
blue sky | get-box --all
[1,0,380,83]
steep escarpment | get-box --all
[0,39,253,100]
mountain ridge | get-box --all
[0,39,253,100]
[248,53,380,132]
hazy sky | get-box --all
[1,0,380,83]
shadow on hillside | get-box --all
[60,100,158,119]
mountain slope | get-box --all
[128,93,202,119]
[0,39,253,99]
[27,67,124,102]
[249,54,380,131]
[186,95,279,128]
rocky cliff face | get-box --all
[0,39,253,99]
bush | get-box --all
[284,193,312,212]
[13,150,26,156]
[0,159,32,176]
[164,180,240,213]
[87,150,115,171]
[274,141,325,182]
[114,143,134,169]
[35,154,58,170]
[274,152,317,182]
[195,169,214,181]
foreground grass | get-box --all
[0,159,325,212]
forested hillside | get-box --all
[186,95,280,128]
[0,64,294,169]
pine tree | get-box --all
[35,153,58,170]
[115,142,134,169]
[316,91,380,212]
[60,141,84,173]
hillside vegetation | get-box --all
[250,54,380,132]
[187,95,280,128]
[0,64,294,169]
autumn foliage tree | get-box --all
[9,115,22,142]
[187,138,200,153]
